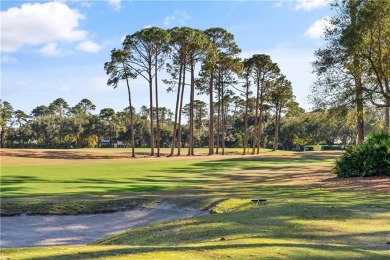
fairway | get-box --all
[1,148,337,199]
[1,148,390,259]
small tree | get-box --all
[105,48,137,157]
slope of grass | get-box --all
[3,197,390,259]
[1,149,389,259]
[1,149,335,215]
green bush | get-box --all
[333,132,390,178]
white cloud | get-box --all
[274,0,293,8]
[295,0,331,11]
[1,2,87,53]
[76,40,102,53]
[164,15,175,26]
[304,16,330,39]
[80,2,93,8]
[39,42,67,57]
[163,10,190,26]
[1,55,18,64]
[108,0,121,11]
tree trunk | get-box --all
[355,69,365,143]
[385,100,390,132]
[351,0,365,144]
[177,64,186,156]
[188,59,195,156]
[155,51,160,157]
[273,105,281,151]
[216,72,221,154]
[148,64,155,155]
[0,131,4,148]
[109,122,112,147]
[221,79,225,155]
[169,63,183,156]
[243,83,249,155]
[208,72,215,155]
[124,71,136,157]
[257,82,264,154]
[252,77,260,155]
[356,87,364,143]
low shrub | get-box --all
[333,132,390,178]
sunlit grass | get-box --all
[1,149,389,259]
[1,149,334,199]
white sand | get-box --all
[0,204,207,248]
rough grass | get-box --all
[1,148,390,259]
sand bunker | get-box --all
[0,204,207,248]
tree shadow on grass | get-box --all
[20,242,389,260]
[1,151,387,217]
[1,150,123,160]
[14,199,389,259]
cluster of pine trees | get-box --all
[1,97,385,153]
[105,27,299,157]
[1,1,388,157]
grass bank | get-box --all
[1,148,332,215]
[1,149,389,259]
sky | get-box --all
[1,0,333,115]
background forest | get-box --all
[1,0,389,157]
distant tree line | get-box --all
[2,1,388,155]
[0,97,384,152]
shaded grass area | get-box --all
[0,198,149,216]
[1,150,390,259]
[1,151,335,198]
[0,147,246,161]
[1,150,337,215]
[3,244,390,260]
[3,197,390,259]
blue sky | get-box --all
[1,0,332,115]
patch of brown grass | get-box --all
[1,149,388,194]
[0,148,242,165]
[321,176,390,193]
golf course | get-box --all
[2,0,390,258]
[1,148,389,259]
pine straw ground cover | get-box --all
[1,148,389,259]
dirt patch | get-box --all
[221,164,390,193]
[0,204,208,248]
[2,149,388,193]
[0,148,342,165]
[0,148,243,165]
[321,176,390,193]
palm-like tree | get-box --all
[105,49,137,157]
[123,27,170,157]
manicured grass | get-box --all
[1,148,332,199]
[1,149,389,259]
[3,198,390,259]
[1,153,332,198]
[1,148,333,205]
[1,149,336,215]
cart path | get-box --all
[0,204,207,248]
